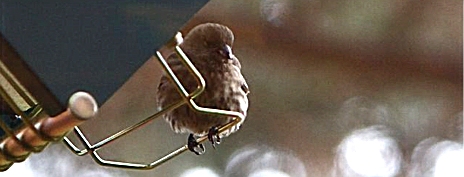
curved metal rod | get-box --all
[88,118,241,170]
[61,45,207,155]
[0,76,47,153]
[62,39,244,170]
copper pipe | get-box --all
[0,91,97,171]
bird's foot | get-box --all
[208,126,221,149]
[187,134,205,155]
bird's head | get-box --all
[182,23,235,61]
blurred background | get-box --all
[3,0,462,176]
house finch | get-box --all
[156,23,249,155]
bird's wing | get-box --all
[156,53,180,105]
[157,53,182,87]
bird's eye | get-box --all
[219,45,233,59]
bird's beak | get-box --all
[219,44,234,59]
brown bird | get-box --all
[156,23,249,155]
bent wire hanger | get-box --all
[61,33,245,170]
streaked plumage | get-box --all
[156,23,249,146]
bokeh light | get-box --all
[1,144,128,177]
[260,0,291,27]
[409,138,463,177]
[333,125,402,177]
[249,169,291,177]
[225,145,306,177]
[179,167,219,177]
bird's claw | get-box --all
[188,134,205,155]
[208,126,221,149]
